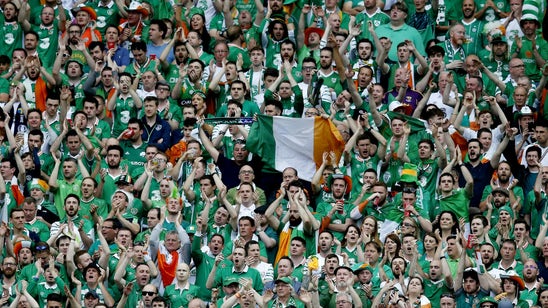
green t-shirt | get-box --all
[89,1,121,37]
[264,86,304,118]
[216,99,260,117]
[32,23,59,69]
[316,200,353,240]
[462,19,485,56]
[212,260,264,297]
[0,20,22,58]
[228,45,251,71]
[52,179,82,220]
[475,0,507,23]
[25,219,50,242]
[164,284,200,308]
[355,10,390,42]
[124,58,159,77]
[111,95,140,136]
[510,36,548,82]
[349,153,381,199]
[80,197,110,220]
[120,141,148,178]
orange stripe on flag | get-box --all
[313,117,345,170]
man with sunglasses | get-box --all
[117,266,154,308]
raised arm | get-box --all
[208,60,227,93]
[453,232,467,290]
[479,61,505,92]
[198,123,220,162]
[18,1,31,32]
[368,84,385,127]
[453,98,469,135]
[52,39,68,85]
[432,124,448,169]
[264,185,285,231]
[407,40,428,75]
[412,84,433,118]
[489,133,509,168]
[339,18,361,57]
[457,147,474,198]
[182,157,201,201]
[48,152,62,189]
[535,215,548,249]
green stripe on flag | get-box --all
[247,115,277,171]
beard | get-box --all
[289,217,302,227]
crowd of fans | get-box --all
[0,0,548,307]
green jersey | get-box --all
[510,35,548,82]
[0,20,22,58]
[216,99,260,117]
[162,64,181,90]
[150,0,174,19]
[318,71,344,95]
[51,179,82,220]
[90,1,120,37]
[124,58,159,77]
[264,86,304,118]
[111,95,140,136]
[164,284,200,307]
[316,200,353,240]
[212,260,264,297]
[349,153,381,198]
[475,0,507,22]
[25,219,50,241]
[80,197,109,220]
[462,19,485,56]
[180,77,208,101]
[228,44,251,71]
[32,23,59,69]
[424,278,451,308]
[355,9,390,42]
[120,141,148,178]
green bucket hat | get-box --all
[399,163,419,185]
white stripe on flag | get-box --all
[272,117,317,180]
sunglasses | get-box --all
[35,245,48,252]
[402,187,417,193]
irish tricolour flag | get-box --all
[247,115,345,181]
